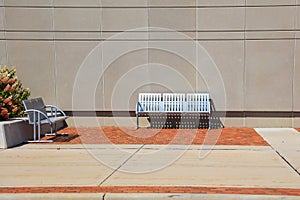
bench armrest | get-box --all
[25,109,52,124]
[136,102,144,114]
[44,105,67,118]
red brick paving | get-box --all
[0,186,300,196]
[42,127,269,146]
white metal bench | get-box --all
[136,93,210,129]
[22,97,68,142]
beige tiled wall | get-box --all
[245,40,294,111]
[54,8,101,32]
[0,7,4,31]
[101,0,147,7]
[246,0,295,6]
[6,41,56,104]
[295,41,300,111]
[55,41,101,110]
[298,4,300,29]
[0,1,299,127]
[294,118,300,128]
[0,41,6,64]
[149,8,196,31]
[103,46,147,110]
[245,117,293,128]
[197,8,245,31]
[4,0,52,6]
[200,41,244,111]
[150,0,195,6]
[149,48,197,93]
[246,7,295,30]
[102,8,148,31]
[5,8,53,31]
[197,0,244,6]
[53,0,100,7]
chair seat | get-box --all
[40,116,68,125]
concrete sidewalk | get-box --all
[255,128,300,174]
[0,128,299,199]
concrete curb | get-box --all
[105,193,300,200]
[0,193,104,200]
[0,118,67,149]
[0,193,299,200]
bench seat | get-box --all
[23,97,68,142]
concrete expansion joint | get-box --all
[274,149,300,176]
[98,144,145,186]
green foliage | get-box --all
[0,66,30,120]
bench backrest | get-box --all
[22,97,47,123]
[138,93,162,112]
[137,93,210,113]
[163,93,185,112]
[186,93,210,113]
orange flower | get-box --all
[1,76,9,84]
[12,106,18,113]
[4,97,11,104]
[8,78,16,85]
[1,108,9,118]
[4,85,11,92]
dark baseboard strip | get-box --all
[64,111,300,118]
[65,111,136,117]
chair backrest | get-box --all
[22,97,47,123]
[138,93,161,112]
[186,93,210,113]
[163,93,185,112]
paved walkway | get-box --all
[0,128,299,199]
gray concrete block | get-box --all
[0,118,67,149]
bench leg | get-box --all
[27,123,53,143]
[136,114,139,129]
[45,124,56,136]
[37,115,41,140]
[33,124,36,141]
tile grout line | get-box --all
[1,5,300,8]
[97,144,145,186]
[196,0,199,93]
[292,0,298,127]
[51,0,58,105]
[243,0,247,127]
[99,0,105,111]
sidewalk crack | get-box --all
[98,144,145,185]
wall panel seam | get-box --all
[51,0,57,105]
[1,5,300,9]
[2,30,300,33]
[243,0,247,126]
[99,0,104,111]
[292,0,298,127]
[2,39,300,42]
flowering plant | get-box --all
[0,66,30,120]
